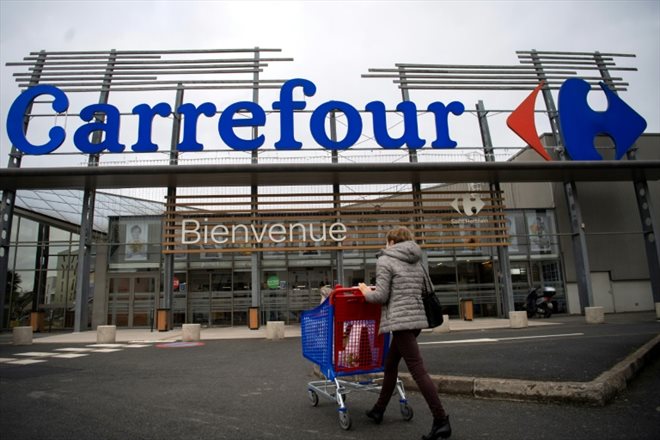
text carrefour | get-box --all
[6,78,465,155]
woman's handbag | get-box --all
[420,264,444,328]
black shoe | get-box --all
[365,406,384,424]
[422,415,451,440]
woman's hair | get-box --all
[386,226,415,244]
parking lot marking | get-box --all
[55,348,96,352]
[6,359,48,365]
[14,352,58,357]
[2,343,154,367]
[87,344,125,348]
[419,332,585,345]
[52,353,90,359]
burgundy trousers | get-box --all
[375,329,447,420]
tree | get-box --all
[5,271,33,323]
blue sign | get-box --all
[5,79,465,155]
[508,78,647,161]
[558,79,647,160]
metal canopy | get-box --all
[1,160,658,190]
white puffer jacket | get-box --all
[365,240,429,333]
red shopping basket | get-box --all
[301,286,389,380]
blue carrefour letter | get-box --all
[427,101,464,148]
[558,79,647,160]
[272,78,316,149]
[366,101,425,149]
[310,101,362,150]
[177,103,217,151]
[218,101,266,151]
[6,85,69,155]
[73,104,125,154]
[131,103,172,152]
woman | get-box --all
[358,226,451,440]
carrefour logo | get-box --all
[5,77,646,159]
[507,78,647,161]
[451,194,485,216]
[450,193,488,225]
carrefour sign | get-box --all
[6,78,646,160]
[6,78,464,155]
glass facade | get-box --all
[4,213,88,329]
[5,197,565,329]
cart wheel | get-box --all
[308,390,319,407]
[338,410,352,430]
[400,402,414,421]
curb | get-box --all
[398,333,660,406]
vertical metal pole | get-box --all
[31,224,49,313]
[398,66,424,244]
[0,50,47,329]
[74,50,117,332]
[529,50,594,313]
[164,84,185,329]
[476,100,514,317]
[330,111,345,286]
[250,47,262,310]
[593,52,660,301]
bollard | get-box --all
[585,306,605,324]
[656,303,660,320]
[97,325,117,343]
[266,321,285,340]
[509,311,529,329]
[12,326,33,345]
[431,315,451,334]
[182,323,201,342]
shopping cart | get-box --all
[301,286,413,430]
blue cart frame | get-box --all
[301,288,413,430]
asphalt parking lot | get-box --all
[1,312,658,440]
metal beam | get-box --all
[528,49,594,313]
[0,50,46,330]
[593,51,660,301]
[1,160,657,191]
[163,84,185,330]
[476,100,515,318]
[73,50,117,332]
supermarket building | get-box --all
[1,48,658,331]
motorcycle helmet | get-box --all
[542,286,556,294]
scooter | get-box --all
[525,286,556,318]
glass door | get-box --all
[261,269,288,323]
[108,277,130,327]
[108,274,158,327]
[231,271,251,326]
[189,271,211,326]
[211,271,233,326]
[133,277,156,327]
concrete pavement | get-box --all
[2,312,658,406]
[0,316,559,344]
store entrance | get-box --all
[186,270,251,327]
[260,267,333,324]
[108,274,159,327]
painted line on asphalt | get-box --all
[14,352,59,357]
[419,332,585,345]
[1,343,154,368]
[5,359,48,365]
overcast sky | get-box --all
[1,0,659,169]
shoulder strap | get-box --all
[418,262,432,296]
